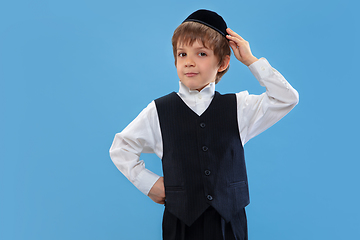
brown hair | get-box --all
[172,21,231,84]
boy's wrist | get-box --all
[244,56,259,67]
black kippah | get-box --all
[183,9,227,37]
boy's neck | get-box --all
[178,81,215,95]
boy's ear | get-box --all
[218,55,230,72]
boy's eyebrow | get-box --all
[177,46,210,51]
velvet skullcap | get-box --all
[183,9,228,37]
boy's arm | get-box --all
[109,102,163,198]
[238,58,299,144]
[226,28,299,144]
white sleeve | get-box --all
[237,58,299,145]
[109,101,163,196]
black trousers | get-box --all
[162,206,247,240]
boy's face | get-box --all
[176,40,223,91]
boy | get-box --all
[110,9,299,240]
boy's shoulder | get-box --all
[154,91,177,103]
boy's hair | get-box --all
[172,21,231,84]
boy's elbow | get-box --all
[286,88,299,107]
[283,85,299,106]
[292,88,300,106]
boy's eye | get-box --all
[178,53,186,57]
[198,52,207,57]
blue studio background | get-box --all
[0,0,359,239]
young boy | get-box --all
[110,9,299,240]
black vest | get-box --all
[155,91,250,226]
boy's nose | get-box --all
[185,58,195,67]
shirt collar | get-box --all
[178,81,215,100]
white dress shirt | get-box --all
[109,58,299,196]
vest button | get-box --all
[202,146,208,151]
[207,195,213,201]
[200,122,206,128]
[205,170,211,176]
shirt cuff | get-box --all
[248,58,275,85]
[133,168,161,196]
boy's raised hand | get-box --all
[226,28,258,66]
[148,177,166,204]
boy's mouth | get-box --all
[185,72,198,77]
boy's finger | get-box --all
[229,41,242,59]
[229,40,238,50]
[226,28,244,40]
[226,35,244,47]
